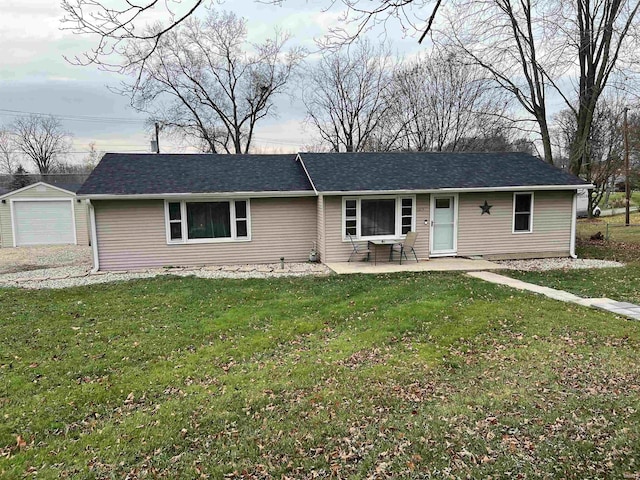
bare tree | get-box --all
[61,0,207,72]
[0,129,19,174]
[12,116,72,174]
[84,142,101,170]
[312,0,640,173]
[303,40,397,152]
[381,49,510,152]
[62,0,640,169]
[555,95,630,214]
[54,142,100,174]
[121,10,304,154]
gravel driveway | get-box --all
[0,245,92,274]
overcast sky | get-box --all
[0,1,428,165]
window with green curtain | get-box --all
[187,202,231,239]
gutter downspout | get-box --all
[570,191,577,259]
[87,200,100,272]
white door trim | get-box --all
[429,193,458,257]
[10,198,77,247]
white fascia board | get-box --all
[77,190,318,200]
[295,153,319,195]
[0,181,77,200]
[319,185,593,195]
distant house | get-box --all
[0,182,90,248]
[77,152,589,271]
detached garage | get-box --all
[0,182,90,248]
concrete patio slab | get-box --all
[326,258,505,274]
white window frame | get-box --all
[512,192,534,234]
[164,199,252,245]
[342,195,416,241]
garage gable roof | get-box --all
[0,181,77,200]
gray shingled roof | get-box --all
[77,153,314,195]
[298,152,587,192]
[78,151,587,196]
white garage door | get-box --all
[13,200,75,246]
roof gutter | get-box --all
[318,184,593,195]
[77,184,592,200]
[77,190,317,200]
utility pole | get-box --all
[624,107,630,226]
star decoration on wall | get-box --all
[479,200,493,215]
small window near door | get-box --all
[513,193,533,233]
[401,198,413,234]
[345,199,357,236]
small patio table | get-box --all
[367,239,401,265]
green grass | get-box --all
[2,274,640,478]
[508,262,640,303]
[597,191,640,208]
[507,213,640,303]
[578,211,640,244]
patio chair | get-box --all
[347,233,371,262]
[391,231,419,264]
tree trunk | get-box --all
[538,115,554,165]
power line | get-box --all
[0,108,146,125]
[2,150,150,154]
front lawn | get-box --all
[508,214,640,304]
[597,191,640,208]
[578,211,640,245]
[1,274,639,478]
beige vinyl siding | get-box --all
[322,194,430,262]
[94,197,317,270]
[0,184,89,247]
[74,201,90,246]
[316,195,325,262]
[456,191,573,258]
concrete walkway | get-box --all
[468,271,640,321]
[327,258,504,274]
[599,206,639,217]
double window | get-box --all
[165,199,250,244]
[513,193,533,233]
[343,196,415,240]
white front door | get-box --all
[430,195,457,256]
